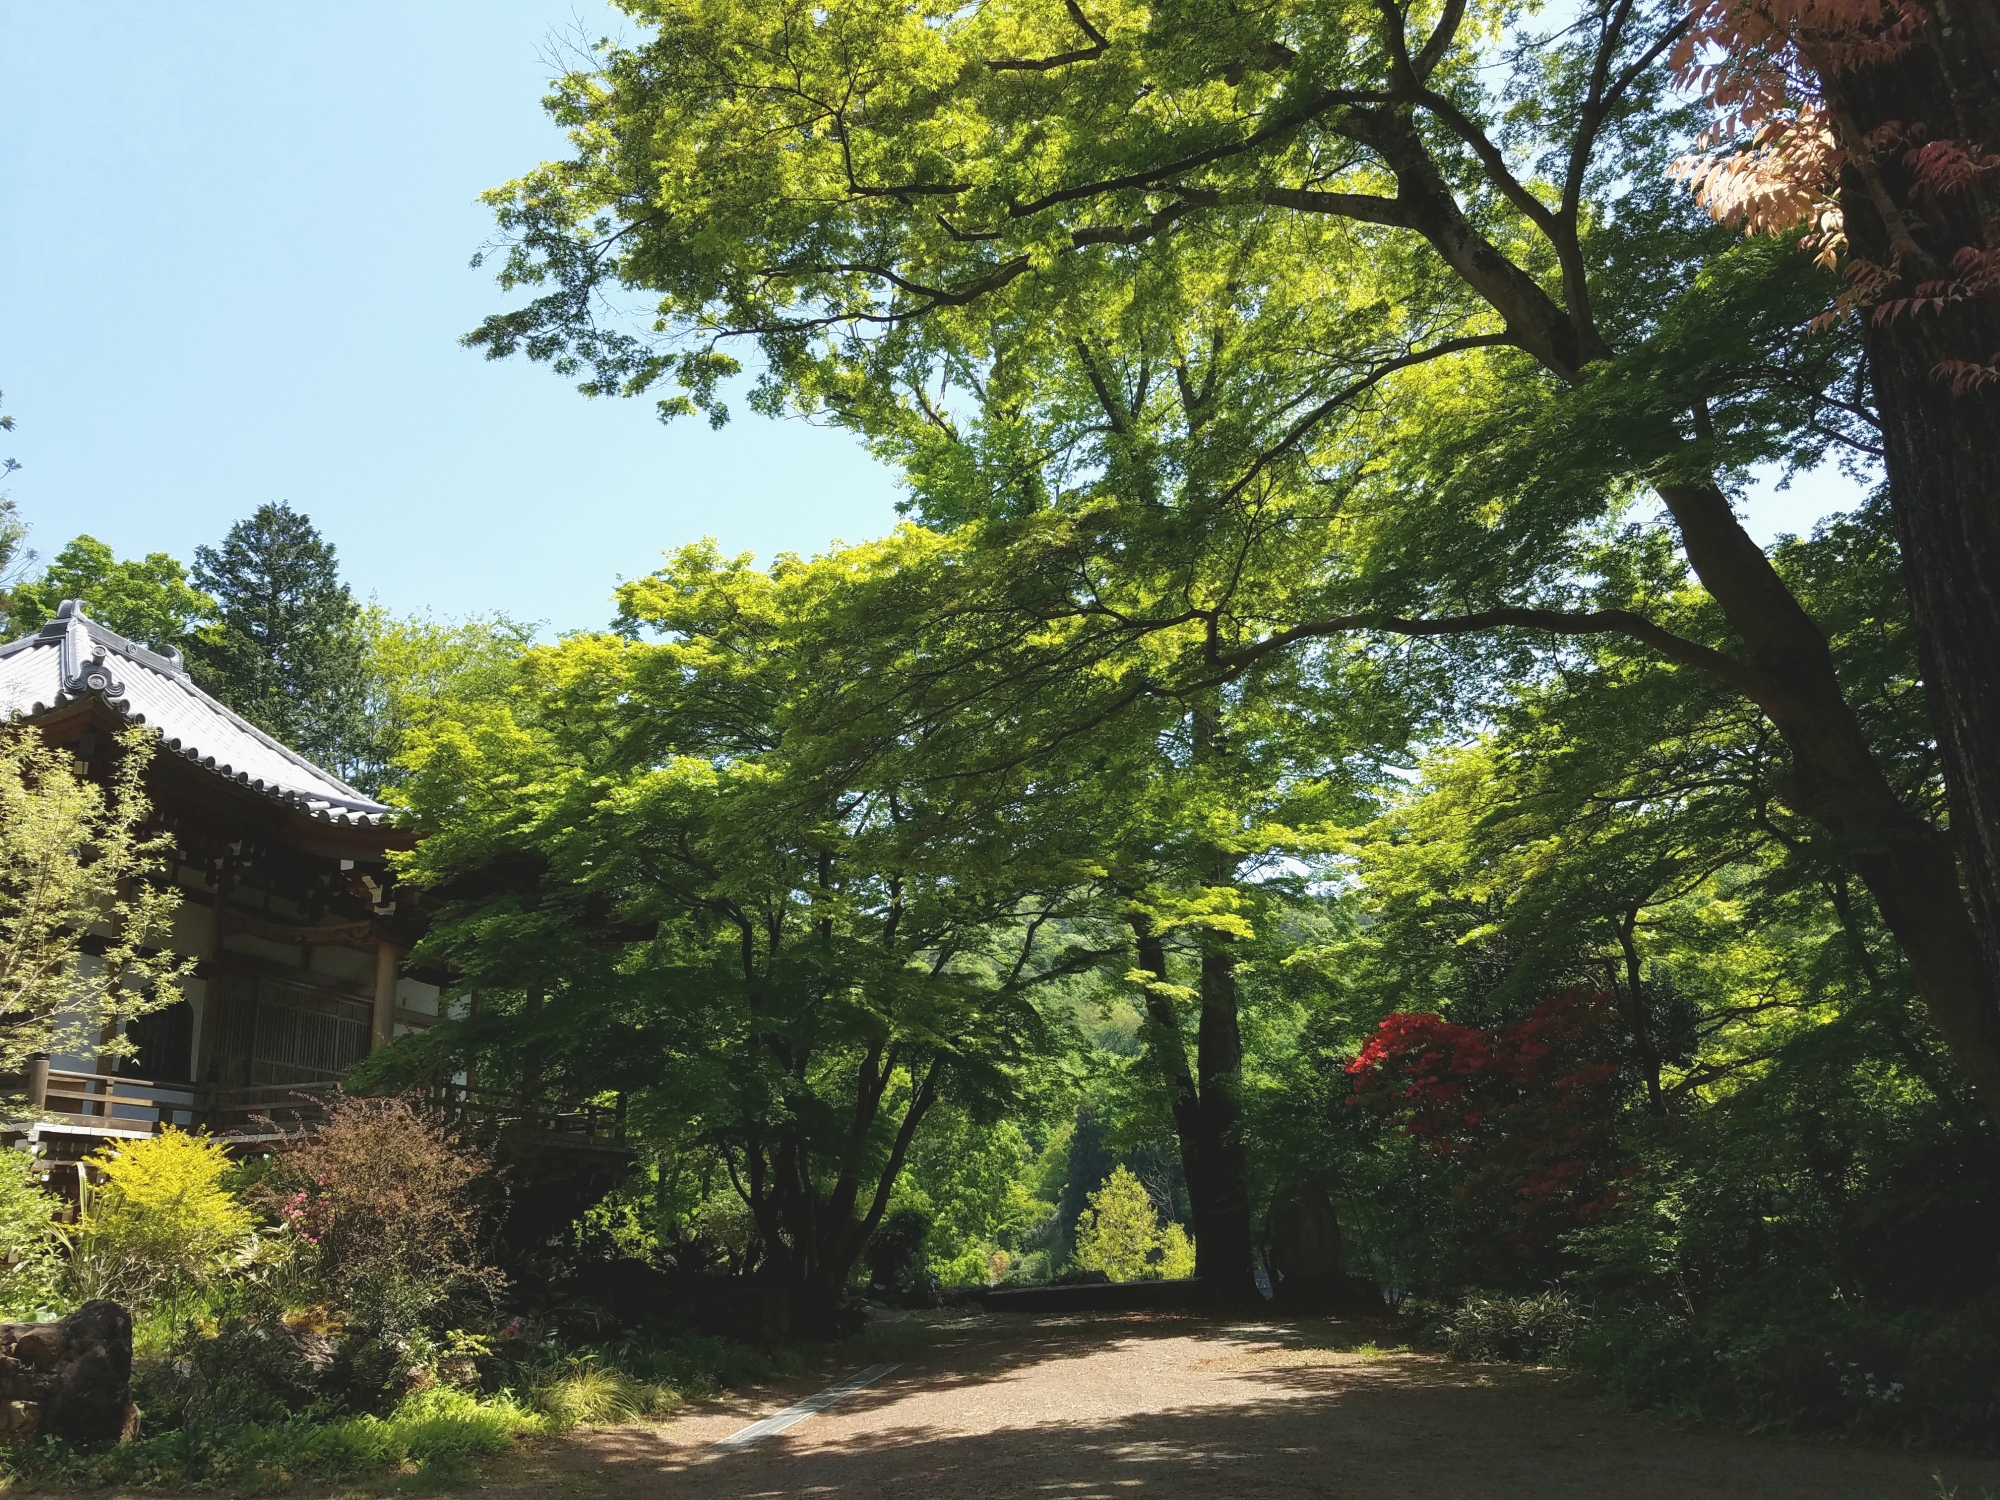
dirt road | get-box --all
[474,1311,2000,1500]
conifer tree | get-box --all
[190,503,367,778]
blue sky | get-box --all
[1,4,1865,637]
[1,2,900,635]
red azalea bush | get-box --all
[1346,990,1627,1249]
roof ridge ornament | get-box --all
[54,603,128,709]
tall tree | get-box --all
[467,0,2000,1105]
[1672,0,2000,1102]
[346,608,537,796]
[387,539,1106,1334]
[191,503,367,776]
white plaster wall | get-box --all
[395,976,440,1017]
[309,945,375,986]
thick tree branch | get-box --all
[1217,333,1516,504]
[1191,605,1767,700]
[989,0,1110,71]
[1006,90,1385,218]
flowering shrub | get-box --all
[1346,991,1626,1232]
[256,1095,504,1344]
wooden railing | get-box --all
[5,1062,625,1150]
[34,1068,207,1133]
[415,1081,628,1148]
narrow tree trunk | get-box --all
[1195,947,1261,1304]
[1615,908,1665,1114]
[1131,921,1208,1256]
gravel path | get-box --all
[472,1310,2000,1500]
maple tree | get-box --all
[470,0,2000,1110]
[1346,991,1626,1229]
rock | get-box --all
[0,1300,134,1447]
[1267,1175,1381,1313]
[0,1401,39,1437]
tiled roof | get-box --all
[0,602,391,826]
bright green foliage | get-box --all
[1158,1222,1196,1280]
[189,502,367,775]
[70,1129,252,1306]
[467,0,1860,731]
[10,535,214,651]
[1073,1165,1169,1282]
[898,1111,1059,1284]
[0,1385,542,1491]
[0,724,191,1072]
[387,539,1114,1331]
[0,1149,61,1316]
[348,607,536,795]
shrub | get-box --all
[1073,1166,1162,1283]
[1575,1291,2000,1444]
[1,1385,542,1490]
[863,1206,936,1302]
[257,1093,503,1339]
[1436,1291,1588,1364]
[69,1129,251,1307]
[1001,1251,1051,1286]
[0,1148,61,1316]
[1158,1223,1197,1281]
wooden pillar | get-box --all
[371,940,398,1052]
[24,1055,49,1111]
[463,990,480,1094]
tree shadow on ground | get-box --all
[492,1313,2000,1500]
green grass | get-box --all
[1,1310,956,1491]
[0,1387,545,1492]
[527,1361,682,1427]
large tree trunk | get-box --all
[1132,921,1207,1242]
[1827,2,2000,1083]
[1654,477,2000,1101]
[1130,919,1261,1301]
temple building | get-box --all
[0,600,446,1161]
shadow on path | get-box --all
[482,1311,2000,1500]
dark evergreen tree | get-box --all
[190,503,367,780]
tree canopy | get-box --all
[462,0,2000,1115]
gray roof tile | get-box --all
[0,602,391,826]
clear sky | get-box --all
[1,4,1865,637]
[1,1,902,636]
